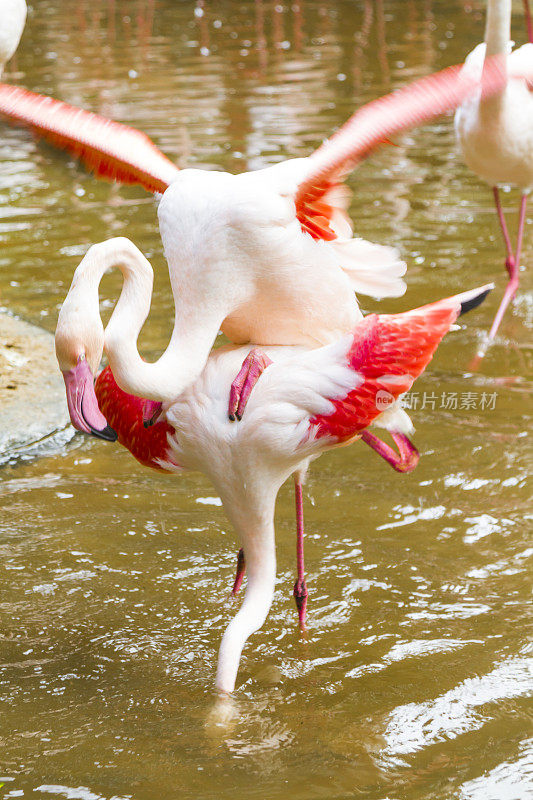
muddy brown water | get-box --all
[0,1,532,799]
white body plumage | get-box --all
[455,41,533,190]
[0,0,26,76]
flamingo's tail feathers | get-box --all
[0,84,180,193]
[305,285,492,445]
[457,284,494,316]
[332,238,407,299]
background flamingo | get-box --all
[455,0,533,353]
[55,235,492,693]
[0,0,26,77]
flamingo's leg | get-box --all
[293,480,308,630]
[228,348,273,421]
[360,430,420,473]
[488,193,527,342]
[493,187,516,275]
[231,548,246,596]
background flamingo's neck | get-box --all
[480,0,511,119]
[484,0,511,59]
[525,0,533,42]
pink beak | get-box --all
[62,356,117,441]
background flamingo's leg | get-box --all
[488,194,527,341]
[493,187,516,275]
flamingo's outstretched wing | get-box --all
[295,57,531,241]
[0,84,180,193]
[248,284,492,453]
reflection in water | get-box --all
[0,1,531,799]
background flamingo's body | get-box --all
[0,0,26,76]
[456,43,533,188]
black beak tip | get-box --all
[90,424,118,442]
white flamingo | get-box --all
[0,0,26,77]
[55,236,493,693]
[455,0,533,350]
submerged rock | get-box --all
[0,310,69,459]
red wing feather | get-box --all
[95,366,179,471]
[0,84,180,193]
[309,298,463,443]
[295,179,346,241]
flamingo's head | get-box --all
[55,290,117,442]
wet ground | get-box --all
[0,1,532,799]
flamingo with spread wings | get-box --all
[55,236,492,693]
[0,56,525,421]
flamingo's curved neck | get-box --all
[72,238,214,403]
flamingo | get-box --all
[55,235,493,694]
[0,0,26,77]
[455,0,533,352]
[0,57,526,419]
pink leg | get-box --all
[293,481,308,630]
[488,194,527,342]
[228,348,273,421]
[231,548,246,596]
[360,431,420,473]
[493,187,515,275]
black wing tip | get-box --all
[459,287,492,317]
[89,424,118,442]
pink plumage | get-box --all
[0,83,179,192]
[309,297,463,443]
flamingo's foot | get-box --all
[230,548,246,597]
[228,348,272,421]
[205,692,238,736]
[361,431,420,473]
[469,348,486,372]
[143,399,164,428]
[293,578,308,630]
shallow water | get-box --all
[1,1,532,798]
